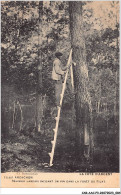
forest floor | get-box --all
[1,106,119,173]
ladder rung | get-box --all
[51,141,54,145]
[55,117,59,121]
[57,106,61,109]
[53,128,56,133]
[48,153,52,158]
[49,163,53,167]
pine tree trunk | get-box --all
[69,2,93,161]
[36,1,43,132]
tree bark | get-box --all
[69,2,93,161]
[36,1,43,132]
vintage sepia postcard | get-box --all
[1,0,120,189]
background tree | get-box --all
[36,1,43,132]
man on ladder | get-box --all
[51,52,67,110]
[49,50,72,166]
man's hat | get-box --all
[55,52,63,57]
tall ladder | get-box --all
[49,49,72,166]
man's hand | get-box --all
[68,61,76,69]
